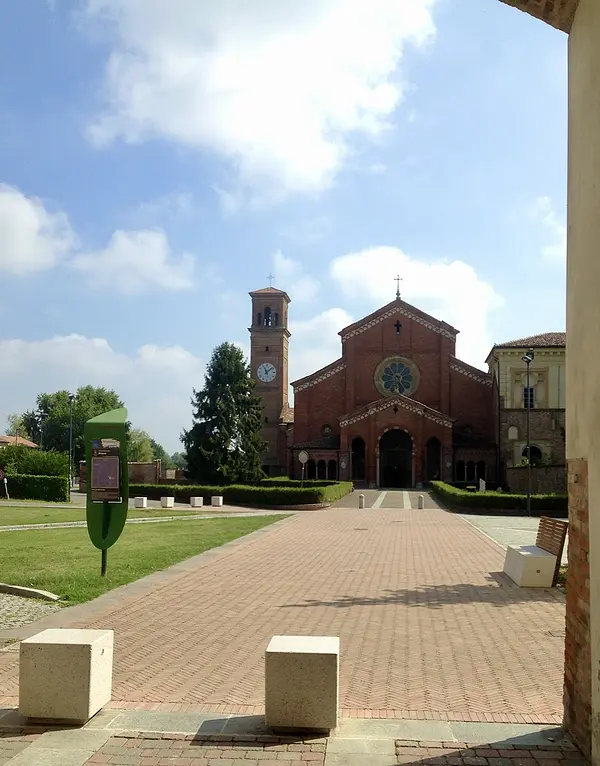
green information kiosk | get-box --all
[84,408,129,575]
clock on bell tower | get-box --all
[249,283,291,476]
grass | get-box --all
[557,565,567,587]
[0,515,286,604]
[0,506,214,527]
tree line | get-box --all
[7,385,183,471]
[7,341,271,486]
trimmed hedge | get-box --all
[430,481,567,515]
[2,474,70,503]
[129,481,353,507]
[260,477,339,487]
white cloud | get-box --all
[0,183,197,294]
[533,196,566,261]
[330,246,504,368]
[0,184,78,275]
[71,229,195,294]
[0,334,205,452]
[273,250,319,303]
[289,308,353,391]
[72,229,194,295]
[85,0,436,202]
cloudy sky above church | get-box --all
[0,0,567,451]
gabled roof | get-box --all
[339,298,458,342]
[499,0,577,34]
[340,394,454,429]
[249,286,291,303]
[291,358,346,392]
[494,332,566,348]
[486,332,566,364]
[0,435,38,448]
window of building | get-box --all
[507,426,519,440]
[322,424,332,436]
[274,312,279,326]
[265,345,269,352]
[523,387,535,409]
[257,312,262,326]
[263,307,273,326]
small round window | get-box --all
[322,424,333,436]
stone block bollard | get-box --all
[134,497,147,509]
[418,494,424,509]
[358,493,365,509]
[19,628,114,724]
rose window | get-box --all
[381,362,413,394]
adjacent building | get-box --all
[486,332,567,493]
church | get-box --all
[249,284,497,488]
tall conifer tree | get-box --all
[182,342,265,484]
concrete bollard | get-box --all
[418,494,424,510]
[358,493,365,509]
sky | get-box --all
[0,0,567,453]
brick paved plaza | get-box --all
[0,497,566,725]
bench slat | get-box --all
[535,516,568,586]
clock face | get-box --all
[257,362,277,383]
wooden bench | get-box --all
[503,516,568,588]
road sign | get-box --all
[298,450,309,465]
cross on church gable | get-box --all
[394,320,402,334]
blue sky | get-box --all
[0,0,567,452]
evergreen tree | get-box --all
[182,342,265,485]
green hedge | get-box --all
[2,474,70,502]
[430,481,567,515]
[0,445,69,477]
[129,481,353,507]
[260,477,339,487]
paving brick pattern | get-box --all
[394,740,586,766]
[84,732,326,765]
[0,507,566,723]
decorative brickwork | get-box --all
[506,465,567,493]
[499,0,579,32]
[564,458,591,758]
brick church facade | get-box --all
[249,285,496,487]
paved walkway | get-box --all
[461,515,569,565]
[0,504,565,725]
[0,709,583,766]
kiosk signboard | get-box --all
[84,408,129,574]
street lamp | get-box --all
[522,349,535,515]
[68,393,75,494]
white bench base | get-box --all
[134,497,147,509]
[265,635,339,732]
[503,545,556,588]
[19,629,113,724]
[160,496,175,508]
[211,496,224,507]
[190,496,204,508]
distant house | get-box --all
[0,435,39,449]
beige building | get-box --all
[487,333,566,492]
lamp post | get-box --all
[68,393,75,495]
[522,349,535,516]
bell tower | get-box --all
[249,284,291,475]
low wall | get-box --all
[506,465,566,494]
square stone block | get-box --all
[190,496,204,508]
[19,629,113,724]
[134,496,147,509]
[503,545,556,587]
[265,635,339,732]
[211,495,224,507]
[160,496,175,508]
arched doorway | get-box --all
[317,459,327,479]
[379,429,413,488]
[351,437,366,481]
[306,459,316,480]
[425,437,442,482]
[522,445,543,466]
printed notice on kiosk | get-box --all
[91,438,121,502]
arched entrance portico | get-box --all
[379,429,413,488]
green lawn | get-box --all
[0,516,286,604]
[0,506,212,527]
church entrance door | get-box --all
[379,429,413,488]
